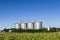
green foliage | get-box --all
[2,28,58,33]
[0,32,60,40]
[0,37,4,40]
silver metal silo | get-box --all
[27,21,34,29]
[15,23,21,29]
[34,20,42,30]
[21,22,27,29]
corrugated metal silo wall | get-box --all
[21,23,27,29]
[16,23,21,29]
[34,21,42,30]
[27,22,34,29]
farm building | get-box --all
[15,20,42,30]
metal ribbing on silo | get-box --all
[21,22,27,29]
[40,22,42,29]
[15,23,21,29]
[27,22,34,29]
[34,21,42,30]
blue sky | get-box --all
[0,0,60,30]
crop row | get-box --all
[0,32,60,40]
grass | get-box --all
[0,32,60,40]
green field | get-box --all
[0,32,60,40]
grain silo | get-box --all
[27,21,34,29]
[34,20,42,30]
[21,22,27,29]
[15,23,21,29]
